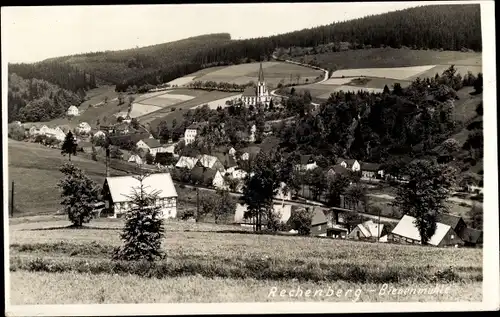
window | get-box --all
[450,235,454,239]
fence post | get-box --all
[10,181,14,218]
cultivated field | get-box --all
[9,216,482,304]
[291,48,482,101]
[167,62,324,88]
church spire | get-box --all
[258,62,264,83]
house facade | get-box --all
[136,138,168,157]
[197,154,226,173]
[184,122,208,145]
[337,158,361,172]
[77,122,92,134]
[348,220,385,241]
[67,106,79,116]
[389,215,465,247]
[175,156,199,170]
[101,173,178,219]
[295,155,318,171]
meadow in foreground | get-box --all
[9,216,482,304]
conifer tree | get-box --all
[61,131,78,161]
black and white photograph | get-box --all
[2,1,498,315]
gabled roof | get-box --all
[328,165,350,175]
[311,209,328,226]
[360,162,381,172]
[191,166,217,183]
[436,213,464,230]
[214,152,237,168]
[197,154,221,169]
[391,215,451,246]
[336,158,358,167]
[139,138,162,149]
[105,173,177,203]
[175,156,199,169]
[460,227,483,244]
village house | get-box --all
[67,105,79,116]
[295,155,318,171]
[196,154,226,173]
[326,165,350,179]
[93,130,106,140]
[436,213,483,247]
[239,146,261,161]
[388,215,465,247]
[101,173,178,219]
[336,158,361,172]
[26,124,66,142]
[77,122,92,135]
[136,138,169,157]
[175,155,199,170]
[190,166,218,187]
[128,154,143,165]
[360,162,384,179]
[310,209,328,236]
[184,122,208,145]
[348,220,386,241]
[214,152,238,174]
[213,170,228,190]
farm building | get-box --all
[348,220,386,241]
[175,155,199,170]
[196,154,226,173]
[327,165,350,179]
[136,138,169,157]
[336,158,361,172]
[190,167,217,187]
[184,122,208,145]
[128,154,143,165]
[295,155,318,171]
[77,122,92,134]
[436,213,483,247]
[310,209,328,236]
[388,215,465,247]
[101,173,178,219]
[240,63,271,107]
[67,106,79,116]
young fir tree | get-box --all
[113,172,166,261]
[61,131,78,161]
[58,163,101,227]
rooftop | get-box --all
[105,173,177,203]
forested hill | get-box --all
[8,4,481,93]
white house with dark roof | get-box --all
[67,105,79,116]
[295,155,318,171]
[336,158,361,172]
[136,138,168,157]
[388,215,465,247]
[241,63,271,107]
[102,173,178,219]
[184,122,208,145]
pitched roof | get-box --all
[311,209,328,226]
[436,213,463,230]
[191,166,217,183]
[242,87,257,97]
[197,154,221,169]
[105,173,177,203]
[364,220,384,238]
[175,156,199,169]
[139,138,162,149]
[214,152,237,168]
[391,215,451,246]
[360,162,381,172]
[328,165,350,175]
[336,158,358,167]
[460,227,483,244]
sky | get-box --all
[2,3,428,63]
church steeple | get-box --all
[258,62,265,83]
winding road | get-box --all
[270,54,330,108]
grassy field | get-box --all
[7,140,128,216]
[167,62,324,88]
[8,215,482,304]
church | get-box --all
[241,62,272,107]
